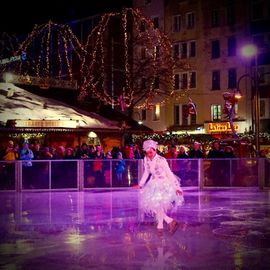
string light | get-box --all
[1,8,193,110]
[79,8,175,110]
[13,21,85,82]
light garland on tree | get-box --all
[13,21,85,82]
[79,8,175,111]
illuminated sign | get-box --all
[208,122,239,133]
[0,53,27,65]
[13,120,79,128]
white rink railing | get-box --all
[0,158,269,191]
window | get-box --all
[174,105,180,125]
[186,12,195,29]
[181,43,187,59]
[252,2,264,20]
[260,99,266,118]
[211,10,220,27]
[211,104,222,121]
[174,72,197,90]
[212,70,220,90]
[174,74,180,90]
[153,17,159,29]
[181,73,188,89]
[191,113,196,125]
[172,15,181,32]
[141,109,146,121]
[173,41,196,58]
[173,44,180,58]
[258,66,265,84]
[153,104,160,121]
[182,105,188,125]
[226,5,235,25]
[190,72,196,88]
[174,104,196,126]
[211,40,220,59]
[190,41,196,57]
[228,68,237,89]
[228,36,236,56]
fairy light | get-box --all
[79,8,175,110]
[13,21,85,84]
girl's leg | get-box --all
[163,214,173,225]
[156,209,165,229]
[159,210,179,234]
[156,209,173,229]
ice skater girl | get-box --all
[137,139,184,236]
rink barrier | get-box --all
[0,158,269,191]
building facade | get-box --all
[132,0,270,137]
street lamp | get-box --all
[240,44,260,154]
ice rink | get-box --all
[0,187,269,269]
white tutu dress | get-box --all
[139,154,184,216]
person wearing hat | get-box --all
[136,139,184,236]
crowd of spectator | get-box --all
[0,139,269,189]
[0,139,269,163]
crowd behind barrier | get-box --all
[0,140,270,191]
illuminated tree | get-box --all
[13,21,85,82]
[79,8,176,113]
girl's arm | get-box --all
[138,158,150,188]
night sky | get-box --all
[0,0,132,35]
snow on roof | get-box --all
[0,83,120,130]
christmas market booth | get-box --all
[0,83,123,151]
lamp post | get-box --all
[240,44,260,154]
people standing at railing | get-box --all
[63,147,75,159]
[164,144,178,159]
[93,145,105,187]
[124,144,137,186]
[164,144,182,182]
[207,141,227,186]
[39,147,53,159]
[187,141,204,183]
[207,141,224,158]
[115,152,126,186]
[54,146,65,159]
[19,141,34,189]
[133,144,143,159]
[75,143,90,159]
[136,139,184,237]
[176,145,191,185]
[188,141,204,158]
[177,146,189,159]
[1,140,18,189]
[32,142,41,160]
[36,146,53,188]
[3,140,18,161]
[258,149,267,158]
[223,146,236,158]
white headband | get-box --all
[143,139,158,151]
